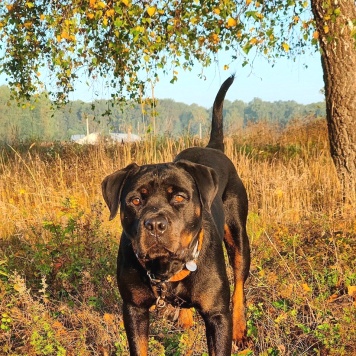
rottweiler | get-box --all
[102,75,250,355]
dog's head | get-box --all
[102,160,218,279]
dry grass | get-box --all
[0,119,355,355]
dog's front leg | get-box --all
[201,311,232,356]
[123,302,149,356]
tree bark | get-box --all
[311,0,356,205]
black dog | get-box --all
[102,76,250,355]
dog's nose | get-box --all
[144,216,168,235]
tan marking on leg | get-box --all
[232,278,247,342]
[224,224,247,342]
[178,308,194,329]
[137,336,148,356]
[224,224,234,246]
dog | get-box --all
[102,76,250,355]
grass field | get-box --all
[0,119,355,355]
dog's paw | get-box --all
[232,336,253,354]
[232,321,250,351]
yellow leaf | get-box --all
[250,37,258,44]
[87,12,95,19]
[213,8,220,15]
[147,6,156,17]
[227,18,237,27]
[103,313,115,324]
[302,283,311,292]
[121,0,130,6]
[282,42,290,52]
[246,0,252,5]
[313,31,319,39]
[210,33,219,44]
[40,14,45,21]
[323,25,329,34]
[224,64,229,70]
[348,285,356,297]
[106,8,114,17]
[328,293,338,303]
[89,0,96,8]
[239,350,254,355]
[97,1,106,9]
[61,31,70,40]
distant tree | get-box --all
[0,0,355,201]
[222,99,245,132]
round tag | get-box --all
[186,260,197,272]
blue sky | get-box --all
[66,49,325,107]
[155,52,325,107]
[0,49,324,108]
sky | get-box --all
[0,49,325,108]
[155,52,325,107]
[68,49,325,107]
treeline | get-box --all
[0,85,325,142]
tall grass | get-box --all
[0,119,355,355]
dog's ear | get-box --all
[101,163,139,220]
[175,160,219,210]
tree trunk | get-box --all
[311,0,356,205]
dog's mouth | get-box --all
[144,257,185,281]
[135,242,189,261]
[133,242,189,280]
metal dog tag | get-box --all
[186,260,197,272]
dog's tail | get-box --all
[206,75,235,152]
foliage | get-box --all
[0,121,355,354]
[0,85,325,142]
[0,0,316,103]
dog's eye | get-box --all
[131,198,142,206]
[172,194,186,204]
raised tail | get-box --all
[207,75,235,152]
